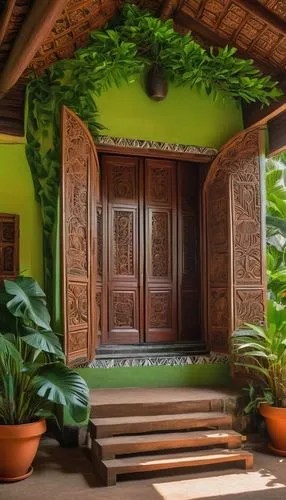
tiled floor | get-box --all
[2,438,286,500]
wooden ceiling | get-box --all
[0,0,285,137]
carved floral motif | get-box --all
[151,212,169,277]
[150,292,171,329]
[67,283,88,326]
[112,292,135,329]
[235,289,265,328]
[113,210,134,276]
[150,167,171,204]
[110,164,136,201]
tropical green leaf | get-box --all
[0,333,22,364]
[21,327,65,360]
[4,277,51,330]
[34,363,89,422]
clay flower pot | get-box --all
[146,65,168,101]
[0,419,46,482]
[259,404,286,455]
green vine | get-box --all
[26,2,282,304]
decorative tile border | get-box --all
[97,136,218,158]
[89,352,229,368]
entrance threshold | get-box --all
[96,342,208,360]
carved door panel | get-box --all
[103,155,143,344]
[145,159,178,342]
[61,106,99,366]
[203,128,266,353]
[177,164,200,341]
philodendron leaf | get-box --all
[0,333,22,364]
[4,277,51,330]
[34,363,89,423]
[22,327,65,360]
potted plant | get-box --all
[0,276,89,482]
[232,301,286,455]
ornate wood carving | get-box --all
[61,105,99,366]
[149,291,172,329]
[111,291,136,329]
[151,211,170,278]
[180,0,286,72]
[103,155,141,344]
[98,153,202,346]
[0,214,19,281]
[178,163,201,341]
[113,210,135,277]
[146,159,177,342]
[204,128,266,353]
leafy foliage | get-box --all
[25,3,282,300]
[0,277,89,425]
[232,301,286,408]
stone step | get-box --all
[97,449,253,486]
[93,429,245,459]
[90,412,232,438]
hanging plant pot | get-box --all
[146,65,168,101]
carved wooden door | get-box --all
[145,159,178,342]
[203,127,266,353]
[61,106,99,366]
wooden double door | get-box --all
[61,106,267,367]
[96,154,202,345]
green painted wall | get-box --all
[97,77,243,149]
[0,79,242,391]
[0,144,43,284]
[78,364,231,389]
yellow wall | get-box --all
[0,144,43,284]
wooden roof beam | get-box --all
[268,111,286,157]
[0,0,69,98]
[242,79,286,128]
[160,0,181,20]
[0,0,16,47]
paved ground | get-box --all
[1,438,286,500]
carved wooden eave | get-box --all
[0,0,285,137]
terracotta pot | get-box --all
[0,419,46,482]
[146,65,168,101]
[259,404,286,455]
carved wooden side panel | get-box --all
[145,159,177,342]
[178,164,201,341]
[204,128,266,353]
[61,106,99,366]
[0,214,19,282]
[104,155,142,344]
